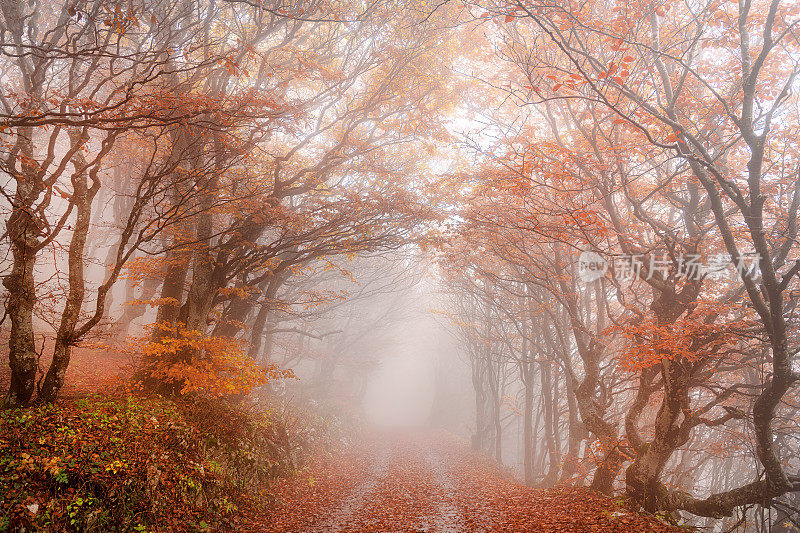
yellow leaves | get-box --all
[217,286,254,300]
[125,255,166,285]
[134,297,180,309]
[43,456,63,477]
[105,459,125,475]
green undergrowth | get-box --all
[0,393,318,532]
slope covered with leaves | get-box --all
[0,394,314,532]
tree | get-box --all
[466,0,800,517]
[0,0,240,405]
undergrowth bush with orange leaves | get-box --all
[138,324,295,398]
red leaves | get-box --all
[609,38,625,52]
[610,301,743,371]
[260,434,681,532]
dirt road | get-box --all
[261,433,679,532]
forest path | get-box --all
[260,432,680,532]
[301,435,479,532]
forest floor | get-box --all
[0,347,682,532]
[260,432,682,532]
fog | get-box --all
[363,343,436,428]
[2,0,800,531]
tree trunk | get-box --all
[116,276,160,339]
[559,370,584,483]
[38,131,98,403]
[540,358,559,486]
[488,351,502,464]
[471,352,487,452]
[214,293,253,338]
[178,209,215,334]
[151,128,198,341]
[152,245,191,339]
[3,128,41,407]
[3,238,39,407]
[248,269,291,361]
[522,360,535,486]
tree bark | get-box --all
[38,130,99,403]
[540,358,559,486]
[3,126,41,407]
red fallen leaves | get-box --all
[0,344,132,405]
[257,432,681,532]
[255,442,377,531]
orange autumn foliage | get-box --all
[609,306,743,372]
[140,325,295,398]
